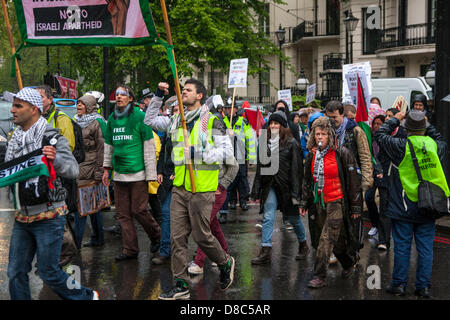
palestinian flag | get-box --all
[355,74,373,159]
[0,148,56,188]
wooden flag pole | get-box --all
[160,0,196,193]
[1,0,23,90]
[229,87,237,127]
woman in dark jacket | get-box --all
[250,111,308,265]
[73,94,106,248]
[265,100,301,145]
[300,116,362,288]
[364,115,392,250]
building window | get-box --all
[326,0,340,35]
[259,69,270,97]
[197,71,204,83]
[395,66,405,78]
[258,3,270,35]
[362,7,380,54]
[420,64,429,76]
[427,0,436,39]
[321,73,342,99]
[208,70,224,94]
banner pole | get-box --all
[229,87,236,126]
[160,0,196,193]
[1,0,23,89]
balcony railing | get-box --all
[378,22,435,50]
[323,53,343,70]
[292,20,339,42]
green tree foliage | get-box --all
[1,0,286,96]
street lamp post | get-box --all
[344,10,359,64]
[295,67,309,96]
[275,25,286,90]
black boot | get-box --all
[295,241,309,260]
[251,247,271,265]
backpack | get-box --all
[53,111,85,213]
[55,110,85,163]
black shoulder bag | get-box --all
[407,139,449,219]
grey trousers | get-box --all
[170,187,228,282]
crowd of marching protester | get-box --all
[2,79,448,300]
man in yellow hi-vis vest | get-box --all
[219,103,257,223]
[144,79,235,300]
[375,110,448,299]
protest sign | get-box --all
[78,181,111,216]
[305,84,316,105]
[277,89,292,111]
[343,62,372,104]
[228,58,248,88]
[345,70,370,109]
[55,75,78,99]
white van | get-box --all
[371,77,433,110]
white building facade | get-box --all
[190,0,436,106]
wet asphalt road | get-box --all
[1,190,450,300]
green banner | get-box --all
[13,0,160,47]
[11,0,178,80]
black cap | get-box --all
[269,111,288,128]
[411,94,427,109]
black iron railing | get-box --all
[378,22,435,49]
[323,53,343,70]
[292,19,339,42]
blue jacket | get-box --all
[374,118,447,223]
[300,112,324,158]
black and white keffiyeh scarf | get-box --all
[74,112,104,129]
[313,145,330,193]
[5,116,48,193]
[5,116,48,162]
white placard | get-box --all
[342,61,372,104]
[344,70,371,110]
[228,58,249,88]
[305,84,316,105]
[277,89,292,111]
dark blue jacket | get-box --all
[374,118,447,223]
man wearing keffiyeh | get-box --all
[6,87,98,300]
[144,79,235,300]
[300,117,363,289]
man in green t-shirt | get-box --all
[102,85,161,262]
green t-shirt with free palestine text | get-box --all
[104,107,154,174]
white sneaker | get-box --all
[92,290,100,300]
[329,253,338,265]
[368,227,378,236]
[188,262,204,275]
[377,244,387,250]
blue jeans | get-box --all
[391,219,435,290]
[73,211,104,249]
[8,215,94,300]
[261,188,306,247]
[159,192,172,258]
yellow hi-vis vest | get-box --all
[398,136,450,202]
[47,109,75,152]
[172,113,219,192]
[223,116,257,163]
